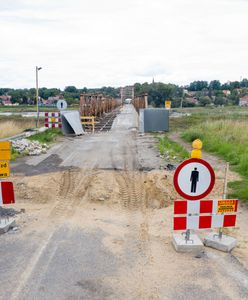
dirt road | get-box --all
[1,105,248,300]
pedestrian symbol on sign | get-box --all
[190,167,199,193]
[173,158,215,200]
[57,100,67,111]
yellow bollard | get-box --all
[191,139,202,158]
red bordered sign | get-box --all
[173,158,215,201]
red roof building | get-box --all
[239,95,248,106]
[0,95,12,105]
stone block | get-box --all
[204,232,237,252]
[0,218,16,234]
[172,233,204,253]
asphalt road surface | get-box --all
[1,105,248,300]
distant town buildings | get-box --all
[239,95,248,106]
[184,97,199,105]
[222,90,231,96]
[0,95,12,105]
[43,94,65,105]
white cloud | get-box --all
[0,0,247,88]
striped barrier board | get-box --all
[45,123,62,128]
[0,182,15,205]
[174,199,238,215]
[45,118,62,123]
[174,199,238,230]
[45,112,61,117]
[44,112,62,128]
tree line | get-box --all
[134,79,248,107]
[0,86,119,105]
[1,78,248,107]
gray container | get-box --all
[139,108,169,132]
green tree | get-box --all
[189,81,208,91]
[199,96,212,106]
[64,86,78,93]
[209,80,221,90]
[214,96,227,106]
[240,78,248,88]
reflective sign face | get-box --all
[0,141,11,160]
[165,100,171,109]
[174,158,215,200]
[57,100,67,111]
[0,161,10,178]
[217,200,238,214]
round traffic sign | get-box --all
[57,100,67,111]
[173,158,215,200]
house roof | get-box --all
[0,95,11,101]
[240,95,248,101]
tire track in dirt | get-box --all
[116,171,160,299]
[114,155,160,299]
[11,168,101,300]
[50,169,100,218]
[115,137,161,298]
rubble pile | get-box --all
[12,139,49,156]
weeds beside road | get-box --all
[161,106,248,201]
[10,128,63,160]
[27,128,63,144]
[158,135,189,162]
[182,119,248,200]
[0,118,36,139]
[0,104,78,113]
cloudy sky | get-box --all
[0,0,247,89]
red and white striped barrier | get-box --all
[44,112,62,128]
[45,112,61,118]
[45,123,62,128]
[174,199,238,215]
[0,182,15,205]
[45,118,62,123]
[174,199,238,230]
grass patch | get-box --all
[0,119,36,139]
[182,119,248,201]
[27,128,63,144]
[0,105,58,112]
[170,106,248,132]
[228,180,248,200]
[158,135,189,162]
[11,148,28,161]
[0,105,78,113]
[10,128,62,161]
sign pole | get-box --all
[218,162,229,240]
[185,229,190,243]
[0,178,1,225]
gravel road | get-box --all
[1,105,248,300]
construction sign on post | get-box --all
[173,158,215,200]
[172,139,239,253]
[57,100,67,111]
[0,182,15,205]
[165,100,171,110]
[217,199,238,214]
[45,112,62,128]
[173,199,238,230]
[0,141,11,161]
[0,142,15,205]
[0,161,10,178]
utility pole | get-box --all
[181,89,184,109]
[36,66,42,128]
